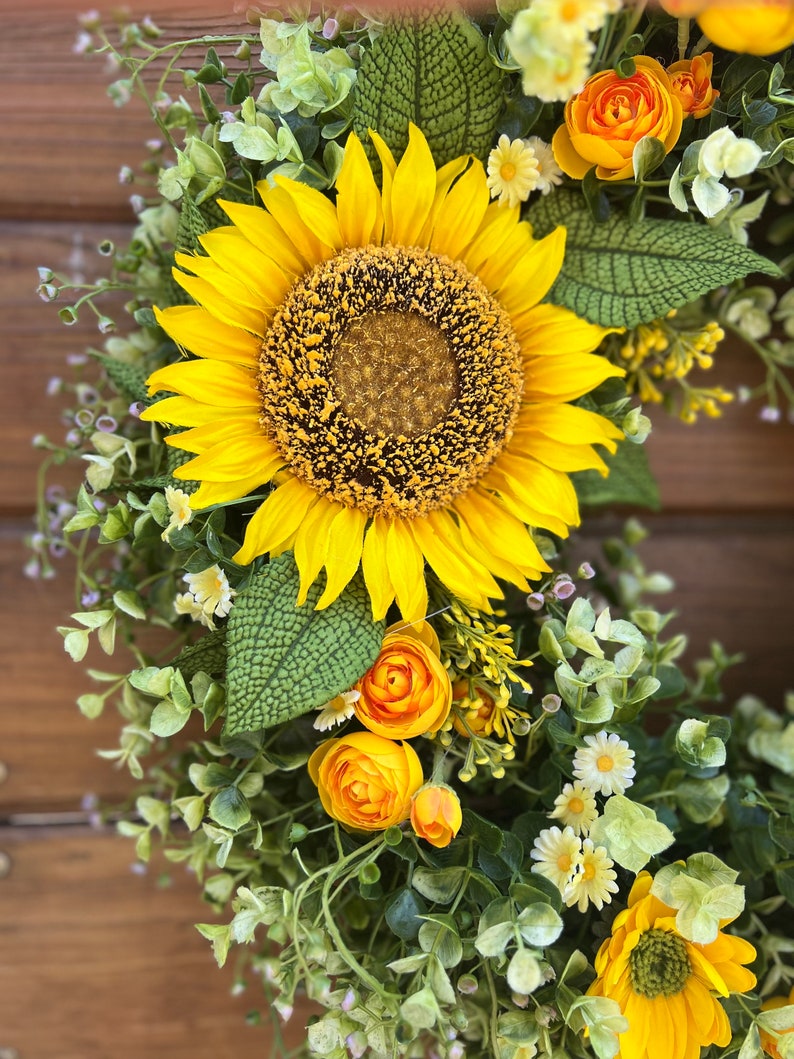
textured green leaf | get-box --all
[225,552,385,734]
[573,440,660,510]
[352,9,502,169]
[175,629,228,680]
[528,190,781,328]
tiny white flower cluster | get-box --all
[504,0,622,103]
[531,729,635,912]
[174,564,235,631]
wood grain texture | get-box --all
[0,826,314,1059]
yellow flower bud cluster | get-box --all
[616,312,732,422]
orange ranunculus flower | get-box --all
[353,621,452,739]
[552,56,684,182]
[410,785,463,848]
[760,986,794,1059]
[697,2,794,56]
[667,53,719,119]
[308,731,423,832]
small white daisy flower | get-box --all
[313,689,361,732]
[174,591,215,630]
[549,780,598,836]
[184,564,235,621]
[524,136,563,195]
[573,730,636,796]
[530,825,582,891]
[486,134,540,208]
[563,839,619,913]
[161,485,194,541]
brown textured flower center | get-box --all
[630,928,691,998]
[331,310,458,437]
[257,244,522,519]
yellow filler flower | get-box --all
[588,871,757,1059]
[143,124,623,622]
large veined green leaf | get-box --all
[528,190,781,328]
[572,440,660,510]
[352,8,503,168]
[225,552,385,735]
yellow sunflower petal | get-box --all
[335,131,384,247]
[368,130,398,242]
[361,517,396,622]
[271,175,343,253]
[174,251,268,313]
[460,201,522,277]
[385,517,428,625]
[234,477,320,566]
[163,416,262,454]
[388,123,438,247]
[430,158,491,260]
[455,517,531,591]
[294,497,342,606]
[410,509,500,608]
[145,360,258,406]
[153,305,260,366]
[513,302,611,354]
[173,437,282,484]
[256,181,333,266]
[516,435,610,475]
[198,228,294,311]
[139,395,253,428]
[218,198,305,278]
[416,153,471,247]
[496,227,567,314]
[171,269,266,336]
[455,488,550,577]
[485,456,580,536]
[316,505,368,609]
[524,352,624,403]
[190,475,266,508]
[518,403,623,452]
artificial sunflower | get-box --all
[588,871,757,1059]
[143,124,623,622]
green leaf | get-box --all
[417,914,464,968]
[208,785,251,830]
[573,440,660,510]
[225,552,385,734]
[113,590,147,620]
[195,922,231,967]
[506,948,542,995]
[174,630,227,680]
[516,903,563,948]
[352,9,502,169]
[386,887,426,941]
[411,866,467,905]
[150,698,192,737]
[588,796,674,873]
[475,919,516,958]
[528,189,781,328]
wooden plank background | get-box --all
[1,3,792,1055]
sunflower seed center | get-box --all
[630,928,691,998]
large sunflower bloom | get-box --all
[142,124,623,622]
[588,871,757,1059]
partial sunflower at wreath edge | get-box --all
[142,123,625,624]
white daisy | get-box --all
[184,564,235,620]
[573,730,636,796]
[530,825,582,891]
[549,780,598,835]
[524,136,563,195]
[313,689,361,732]
[161,485,193,541]
[563,839,619,912]
[486,134,540,208]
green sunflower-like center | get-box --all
[258,244,522,519]
[630,928,692,999]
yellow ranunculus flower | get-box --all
[760,985,794,1059]
[308,731,423,832]
[697,2,794,56]
[667,53,719,119]
[410,785,463,849]
[552,56,683,182]
[353,622,452,739]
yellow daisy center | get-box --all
[582,861,596,881]
[630,928,691,998]
[597,754,615,772]
[258,243,523,519]
[568,796,585,814]
[500,161,517,181]
[557,853,572,872]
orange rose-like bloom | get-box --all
[760,986,794,1059]
[667,53,719,119]
[697,2,794,56]
[552,56,684,182]
[354,623,452,739]
[308,731,423,832]
[410,785,463,848]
